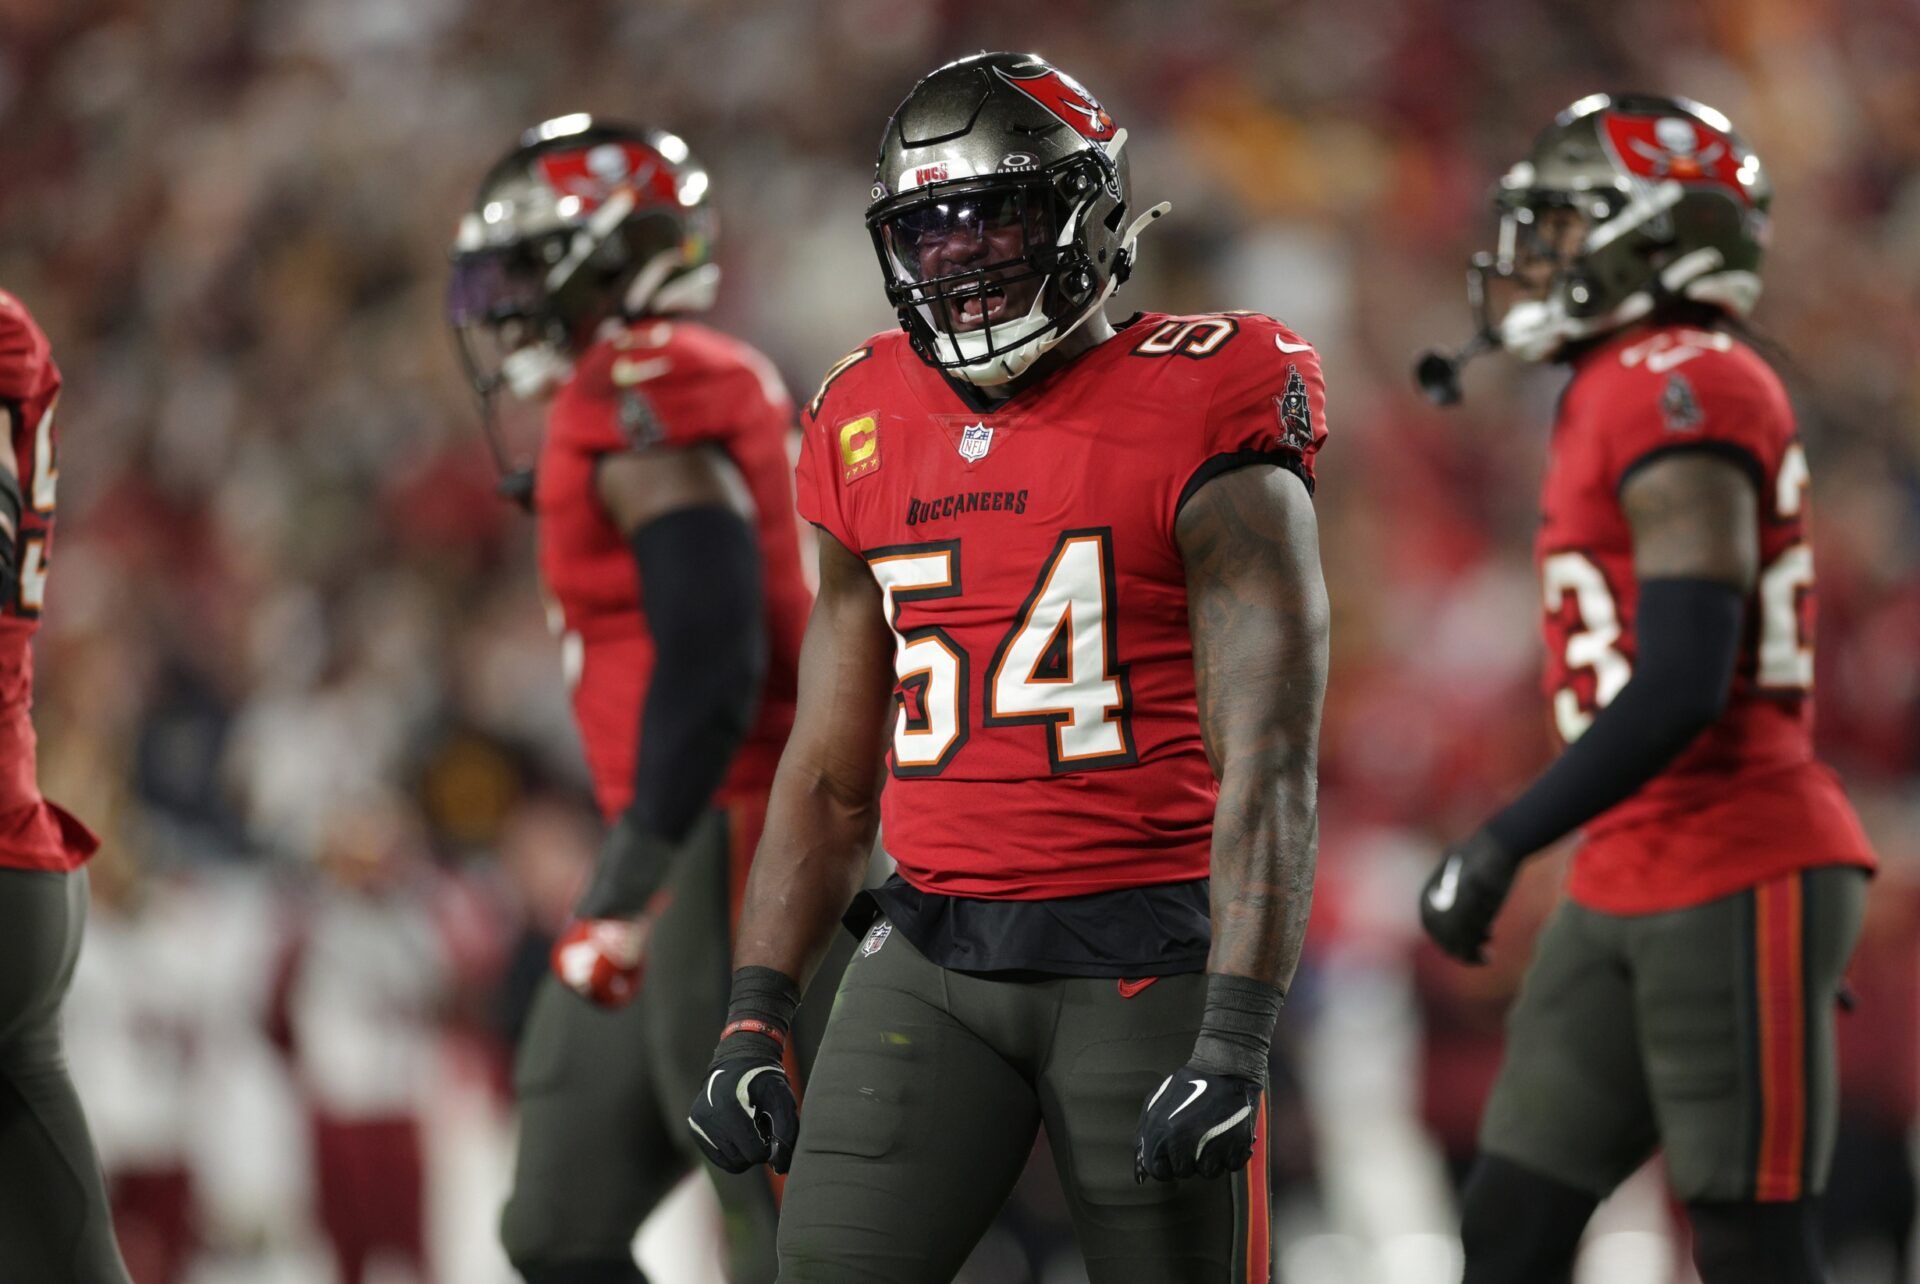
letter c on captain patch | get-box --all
[839,415,880,483]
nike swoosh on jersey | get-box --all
[1167,1078,1209,1120]
[1428,855,1463,912]
[613,356,674,385]
[1117,977,1158,999]
[1274,337,1314,353]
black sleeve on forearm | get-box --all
[626,504,767,842]
[0,466,19,602]
[1483,577,1746,861]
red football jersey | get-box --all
[0,290,98,872]
[795,312,1327,899]
[1539,322,1875,913]
[537,319,811,822]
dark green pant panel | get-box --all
[0,867,133,1284]
[777,920,1040,1283]
[1039,973,1244,1283]
[1480,867,1868,1205]
[778,926,1253,1282]
[1478,899,1659,1195]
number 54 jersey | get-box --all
[795,312,1326,900]
[1540,323,1875,914]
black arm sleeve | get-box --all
[1482,577,1745,861]
[575,504,766,918]
[0,466,19,603]
[628,503,767,838]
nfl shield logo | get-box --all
[958,422,994,462]
[861,921,892,958]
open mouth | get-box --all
[953,286,1014,331]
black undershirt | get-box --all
[845,874,1212,978]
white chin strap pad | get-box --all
[502,344,574,400]
[1500,245,1742,363]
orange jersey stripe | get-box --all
[1754,876,1807,1201]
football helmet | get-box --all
[448,116,716,495]
[866,52,1168,387]
[1418,93,1771,400]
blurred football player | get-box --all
[0,289,131,1281]
[685,53,1327,1281]
[448,118,815,1284]
[1414,95,1876,1284]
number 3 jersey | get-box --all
[537,319,813,823]
[0,291,97,872]
[796,312,1327,901]
[1540,322,1874,914]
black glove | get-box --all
[687,966,802,1174]
[689,1042,798,1174]
[1419,829,1520,964]
[1134,1065,1263,1182]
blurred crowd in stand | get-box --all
[0,0,1914,1280]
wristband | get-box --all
[1188,972,1284,1083]
[716,965,802,1057]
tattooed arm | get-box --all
[1136,462,1327,1184]
[1177,463,1329,990]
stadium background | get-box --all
[0,0,1915,1280]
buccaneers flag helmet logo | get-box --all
[994,63,1117,142]
[535,141,679,213]
[1601,113,1752,205]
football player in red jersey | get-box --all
[686,53,1327,1282]
[0,290,131,1281]
[448,118,817,1284]
[1414,95,1876,1284]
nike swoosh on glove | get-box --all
[1418,830,1519,965]
[688,1046,798,1175]
[1134,1066,1262,1182]
[551,917,653,1008]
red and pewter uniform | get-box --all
[795,311,1327,902]
[1538,322,1875,914]
[537,318,811,825]
[0,291,98,873]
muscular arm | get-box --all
[1476,451,1758,861]
[731,530,897,985]
[572,446,765,917]
[1176,464,1329,992]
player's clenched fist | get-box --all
[550,917,653,1007]
[1134,1065,1262,1182]
[688,965,803,1173]
[689,1043,798,1174]
[1418,830,1519,965]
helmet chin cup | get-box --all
[501,343,574,400]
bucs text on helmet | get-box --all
[1417,93,1771,401]
[866,52,1169,388]
[448,115,717,411]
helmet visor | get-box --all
[876,180,1060,337]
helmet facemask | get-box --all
[869,156,1125,387]
[1471,187,1628,363]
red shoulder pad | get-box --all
[793,333,899,553]
[554,320,787,457]
[0,291,55,405]
[1580,326,1791,492]
[1191,312,1328,496]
